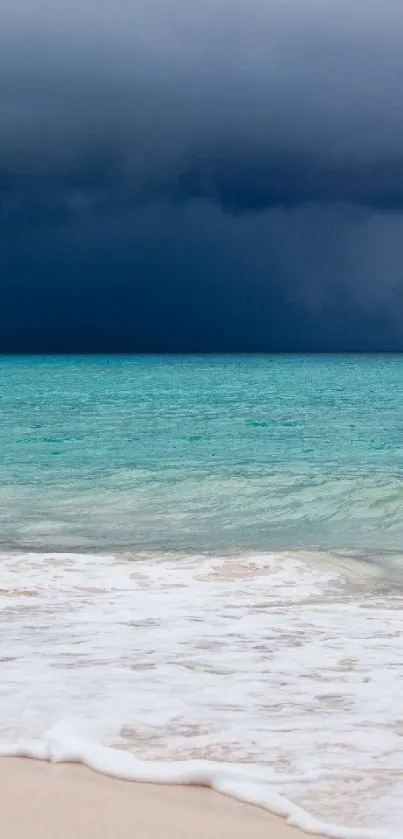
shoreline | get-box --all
[0,757,319,839]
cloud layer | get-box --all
[2,0,403,350]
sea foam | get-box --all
[1,549,403,836]
[0,723,397,839]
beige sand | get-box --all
[0,758,323,839]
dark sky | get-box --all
[2,0,403,352]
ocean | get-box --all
[1,355,403,837]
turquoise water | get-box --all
[3,355,403,834]
[1,354,403,552]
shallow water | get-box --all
[2,354,403,552]
[1,355,403,835]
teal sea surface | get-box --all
[1,354,403,554]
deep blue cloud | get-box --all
[2,0,403,351]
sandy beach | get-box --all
[0,758,321,839]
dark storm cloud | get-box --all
[2,0,403,351]
[3,0,403,218]
[3,150,403,230]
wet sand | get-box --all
[0,757,321,839]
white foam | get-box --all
[0,724,396,839]
[1,550,403,834]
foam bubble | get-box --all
[1,550,403,834]
[0,725,396,839]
